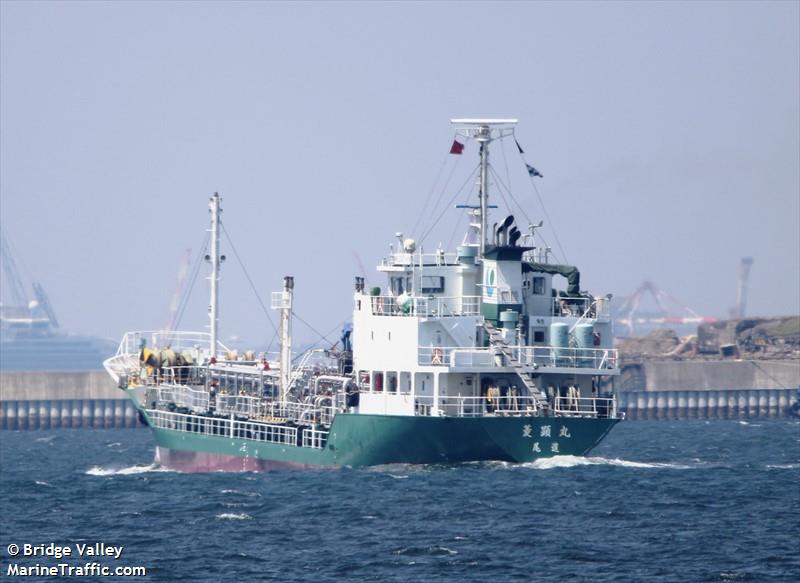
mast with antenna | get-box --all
[450,119,518,257]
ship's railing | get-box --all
[208,366,278,395]
[160,365,207,386]
[418,346,618,370]
[267,401,337,427]
[153,384,210,412]
[551,297,593,318]
[216,394,264,417]
[415,395,541,417]
[136,365,277,394]
[143,371,339,426]
[103,353,140,383]
[370,295,481,318]
[552,396,616,418]
[147,409,298,447]
[515,347,618,370]
[382,250,459,267]
[113,330,229,358]
[214,396,335,425]
[302,427,329,449]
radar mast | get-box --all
[450,118,518,257]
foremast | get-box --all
[208,192,223,360]
[279,276,294,403]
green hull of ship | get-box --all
[143,407,619,470]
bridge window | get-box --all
[421,276,445,294]
[533,277,545,295]
[391,277,405,295]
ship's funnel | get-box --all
[500,215,515,245]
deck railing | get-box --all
[370,295,481,318]
[415,395,541,417]
[302,427,329,449]
[515,346,618,370]
[382,250,460,267]
[552,396,616,418]
[151,384,210,412]
[113,330,229,359]
[418,345,618,370]
[147,409,328,449]
[410,395,617,419]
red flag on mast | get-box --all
[449,139,464,155]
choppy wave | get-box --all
[526,456,693,470]
[216,513,252,520]
[4,421,800,583]
[219,489,262,497]
[86,464,173,476]
[765,463,799,470]
[395,545,458,556]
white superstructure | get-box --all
[349,119,618,419]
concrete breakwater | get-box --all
[0,371,142,430]
[613,359,799,420]
[617,388,796,420]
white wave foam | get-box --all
[766,463,799,470]
[35,480,52,487]
[35,436,56,443]
[216,513,252,520]
[219,489,262,497]
[86,464,173,476]
[526,456,691,470]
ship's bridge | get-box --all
[371,242,482,318]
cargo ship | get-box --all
[103,119,621,470]
[1,234,116,373]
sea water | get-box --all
[1,420,798,582]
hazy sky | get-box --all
[1,1,798,348]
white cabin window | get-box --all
[533,277,545,295]
[421,276,445,294]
